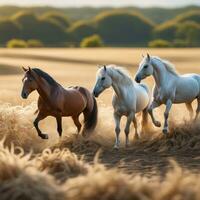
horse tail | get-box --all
[83,96,98,137]
[78,87,98,137]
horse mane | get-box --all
[107,65,133,85]
[32,68,58,86]
[153,57,179,76]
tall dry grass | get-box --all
[0,103,200,200]
[64,164,155,200]
[0,140,65,200]
[65,160,200,200]
[0,103,49,152]
[36,148,89,182]
[1,102,200,154]
[1,137,200,200]
[131,118,200,154]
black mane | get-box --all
[32,68,58,86]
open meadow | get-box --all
[1,48,200,200]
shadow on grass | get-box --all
[0,52,134,67]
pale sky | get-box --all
[0,0,200,8]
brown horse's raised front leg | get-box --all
[34,112,48,139]
[72,116,82,134]
[56,116,62,137]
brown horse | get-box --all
[21,67,98,139]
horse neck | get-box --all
[152,60,175,88]
[109,70,131,99]
[37,78,57,106]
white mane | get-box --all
[152,56,179,76]
[106,65,133,85]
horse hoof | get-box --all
[40,134,49,140]
[82,131,89,138]
[125,144,130,148]
[113,145,119,150]
[155,121,161,127]
[134,134,139,140]
[134,137,139,141]
[162,128,168,135]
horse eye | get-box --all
[101,77,105,81]
[144,65,148,69]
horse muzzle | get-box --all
[21,92,28,99]
[93,90,99,98]
[135,76,141,83]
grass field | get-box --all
[1,48,200,200]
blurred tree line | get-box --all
[153,11,200,47]
[0,7,199,48]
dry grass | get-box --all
[0,48,199,199]
[64,164,155,200]
[1,136,200,200]
[0,141,65,200]
[64,160,200,200]
[132,119,200,153]
[156,163,200,200]
[36,148,89,182]
[0,103,48,152]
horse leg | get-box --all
[185,102,193,120]
[114,112,122,149]
[33,112,48,139]
[72,116,82,135]
[133,114,139,140]
[163,99,172,135]
[141,108,149,134]
[148,100,161,127]
[195,97,200,120]
[56,116,62,137]
[124,112,134,147]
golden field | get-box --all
[1,48,200,200]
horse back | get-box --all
[67,86,94,111]
[50,86,87,116]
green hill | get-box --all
[153,10,200,46]
[94,11,154,46]
[0,5,199,24]
[0,6,199,47]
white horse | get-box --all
[135,54,200,134]
[93,65,151,149]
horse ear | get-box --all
[22,67,28,72]
[104,65,107,71]
[28,67,35,77]
[147,53,151,61]
[28,67,33,75]
[28,67,39,80]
